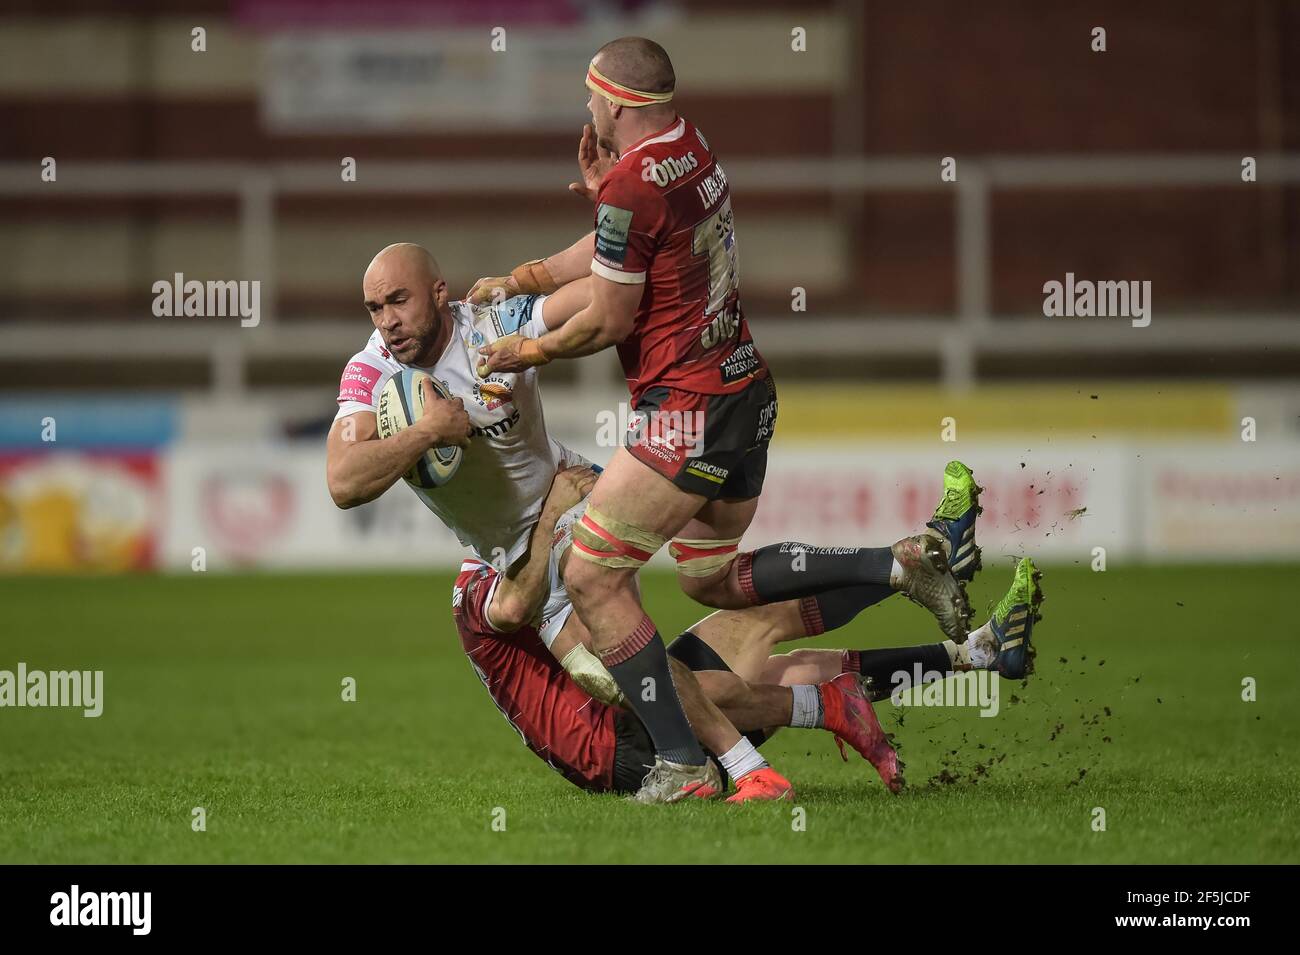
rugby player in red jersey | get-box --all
[455,465,903,801]
[473,38,972,801]
[456,462,1046,801]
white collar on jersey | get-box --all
[620,117,687,160]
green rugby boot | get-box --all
[926,460,983,582]
[972,557,1044,679]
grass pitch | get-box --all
[1,565,1297,864]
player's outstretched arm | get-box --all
[487,465,597,631]
[533,276,593,331]
[465,232,596,305]
[325,381,472,509]
[536,230,597,285]
[538,272,639,358]
[480,273,638,373]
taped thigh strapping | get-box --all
[668,537,743,578]
[570,503,668,568]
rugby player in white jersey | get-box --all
[327,242,588,574]
[325,242,797,799]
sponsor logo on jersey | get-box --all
[720,341,761,384]
[640,151,699,188]
[594,203,634,266]
[338,361,382,404]
[473,408,521,438]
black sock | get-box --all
[799,584,894,634]
[848,644,952,702]
[605,617,706,766]
[741,542,894,605]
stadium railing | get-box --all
[1,154,1298,398]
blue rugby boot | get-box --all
[926,460,983,582]
[971,557,1044,679]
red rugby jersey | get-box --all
[452,559,617,792]
[591,117,767,403]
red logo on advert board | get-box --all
[200,472,294,562]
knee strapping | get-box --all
[668,537,743,578]
[570,503,668,569]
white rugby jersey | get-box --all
[335,294,572,567]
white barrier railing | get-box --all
[2,154,1297,393]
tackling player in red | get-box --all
[454,465,899,801]
[455,461,1046,801]
[474,37,973,802]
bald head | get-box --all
[592,37,675,96]
[362,242,449,365]
[365,242,442,287]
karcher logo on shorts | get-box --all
[685,461,729,484]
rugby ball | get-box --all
[375,369,463,488]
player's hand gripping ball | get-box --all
[375,370,465,488]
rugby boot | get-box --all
[926,460,983,582]
[891,532,973,642]
[821,673,904,793]
[725,766,795,804]
[630,756,724,804]
[974,557,1044,680]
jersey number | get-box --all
[692,198,740,350]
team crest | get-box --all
[475,376,513,411]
